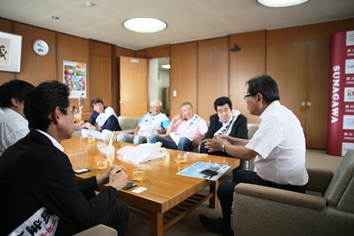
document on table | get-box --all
[176,161,231,181]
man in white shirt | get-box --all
[0,79,34,157]
[199,74,308,236]
[116,99,170,144]
[149,102,208,151]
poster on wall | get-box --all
[0,31,22,72]
[327,30,354,156]
[63,60,86,98]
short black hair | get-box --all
[246,74,280,104]
[90,98,104,108]
[24,80,70,132]
[0,79,34,108]
[214,96,232,111]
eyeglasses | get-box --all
[244,94,256,101]
[60,107,77,115]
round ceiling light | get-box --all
[123,18,167,33]
[257,0,310,7]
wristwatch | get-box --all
[221,142,227,152]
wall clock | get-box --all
[32,39,49,56]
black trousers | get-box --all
[56,193,129,236]
[217,170,306,230]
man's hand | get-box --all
[204,138,224,152]
[172,114,183,123]
[108,166,128,191]
[96,166,115,185]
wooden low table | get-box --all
[62,136,239,236]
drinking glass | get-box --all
[96,159,108,170]
[131,168,146,182]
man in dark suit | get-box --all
[200,96,248,180]
[0,81,129,236]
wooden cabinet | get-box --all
[266,39,329,149]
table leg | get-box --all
[151,211,164,236]
[209,179,219,208]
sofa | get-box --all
[116,116,140,135]
[231,149,354,236]
[73,116,140,136]
[73,224,117,236]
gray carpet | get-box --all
[125,149,342,235]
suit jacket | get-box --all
[0,130,120,235]
[200,113,248,158]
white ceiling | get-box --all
[0,0,353,50]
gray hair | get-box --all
[150,99,163,107]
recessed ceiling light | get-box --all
[85,2,94,7]
[123,18,167,33]
[257,0,310,7]
[161,64,170,69]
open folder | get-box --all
[177,161,231,181]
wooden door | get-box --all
[267,42,307,130]
[119,56,148,117]
[305,39,329,149]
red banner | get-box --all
[327,30,354,156]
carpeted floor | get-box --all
[124,149,342,236]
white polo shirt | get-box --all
[0,108,29,157]
[246,101,308,186]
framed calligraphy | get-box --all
[0,31,22,72]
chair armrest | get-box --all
[306,167,333,194]
[74,224,117,236]
[235,183,327,210]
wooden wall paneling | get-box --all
[305,39,330,149]
[0,17,11,32]
[145,45,170,58]
[57,33,89,112]
[266,42,307,131]
[170,42,197,116]
[89,40,112,113]
[0,18,15,83]
[90,40,111,56]
[229,31,266,124]
[89,40,112,108]
[116,46,135,57]
[89,54,112,110]
[136,49,146,58]
[267,18,354,45]
[197,37,229,120]
[14,23,56,86]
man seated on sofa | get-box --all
[116,99,170,144]
[199,96,248,179]
[80,97,121,141]
[199,74,308,236]
[149,102,208,151]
